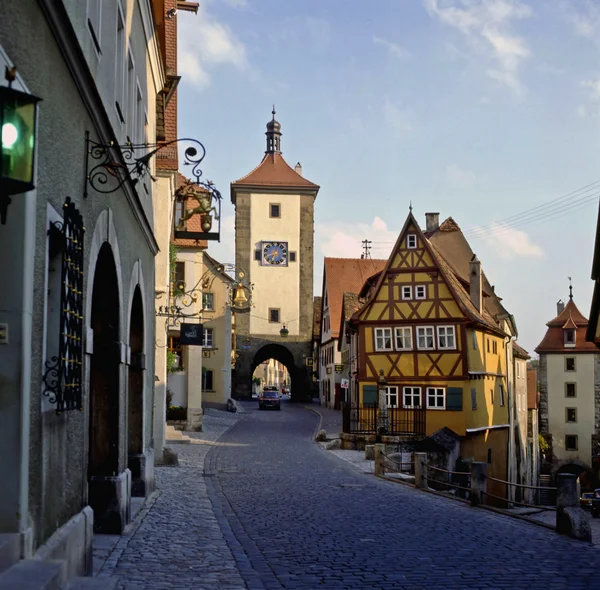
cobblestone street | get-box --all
[99,403,599,589]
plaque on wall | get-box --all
[180,323,203,346]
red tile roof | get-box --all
[231,153,319,190]
[323,258,387,339]
[513,341,530,359]
[535,298,597,353]
[172,173,209,248]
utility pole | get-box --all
[361,239,372,259]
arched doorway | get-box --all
[128,286,145,496]
[554,461,597,490]
[252,344,297,400]
[88,243,126,533]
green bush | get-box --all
[167,406,187,421]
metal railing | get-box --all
[341,402,426,437]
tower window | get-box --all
[255,250,261,261]
[565,435,578,451]
[289,252,296,262]
[565,357,576,372]
[270,204,280,218]
[565,382,576,398]
[269,308,280,323]
[565,408,577,423]
[564,329,575,347]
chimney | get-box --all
[469,255,482,312]
[295,162,302,176]
[425,212,440,233]
[557,299,565,315]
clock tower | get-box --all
[231,110,320,400]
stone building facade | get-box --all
[231,112,318,400]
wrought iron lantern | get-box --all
[280,324,289,337]
[0,67,41,224]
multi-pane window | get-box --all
[565,383,576,398]
[437,326,456,349]
[394,327,412,350]
[406,234,417,249]
[402,286,412,300]
[565,357,576,372]
[269,308,280,323]
[115,4,126,122]
[87,0,102,54]
[416,326,435,349]
[415,285,426,299]
[565,435,578,451]
[566,408,577,423]
[202,292,214,311]
[426,387,445,409]
[175,199,185,228]
[203,328,214,348]
[386,386,399,408]
[564,329,575,346]
[403,386,421,408]
[374,328,392,351]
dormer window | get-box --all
[564,329,575,347]
[406,234,417,249]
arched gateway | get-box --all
[231,110,319,401]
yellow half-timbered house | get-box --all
[351,211,516,495]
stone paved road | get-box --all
[104,402,599,589]
[208,402,598,590]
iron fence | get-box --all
[342,403,426,437]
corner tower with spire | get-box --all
[230,110,320,401]
[535,280,600,474]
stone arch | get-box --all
[251,344,301,401]
[551,459,597,489]
[88,241,124,532]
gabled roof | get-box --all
[313,296,322,341]
[231,153,319,190]
[322,258,387,339]
[172,173,209,248]
[535,298,597,353]
[354,212,506,335]
[513,342,530,360]
[202,252,235,284]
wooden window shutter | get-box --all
[447,387,463,411]
[363,385,378,406]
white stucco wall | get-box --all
[249,193,300,336]
[547,353,596,466]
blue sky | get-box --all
[177,0,600,355]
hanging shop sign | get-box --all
[180,323,203,346]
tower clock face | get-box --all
[262,241,288,265]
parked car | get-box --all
[592,489,600,518]
[259,387,281,410]
[580,491,595,510]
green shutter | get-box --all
[363,385,378,405]
[447,387,463,411]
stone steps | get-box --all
[0,534,20,575]
[0,559,65,590]
[165,424,193,444]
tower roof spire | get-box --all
[568,276,573,300]
[265,106,282,154]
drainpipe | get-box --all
[504,333,515,504]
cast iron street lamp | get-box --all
[0,67,41,224]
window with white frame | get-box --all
[203,328,214,348]
[415,285,426,299]
[416,326,435,349]
[406,234,417,249]
[126,52,134,138]
[136,83,146,145]
[202,292,214,311]
[564,329,575,347]
[426,387,445,409]
[87,0,102,55]
[437,326,456,349]
[114,4,126,123]
[394,327,412,350]
[386,386,399,408]
[374,328,392,351]
[401,286,412,300]
[403,386,421,408]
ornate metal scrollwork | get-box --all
[42,197,85,413]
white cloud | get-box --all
[221,0,248,7]
[580,78,600,116]
[384,98,413,132]
[316,216,398,259]
[423,0,532,96]
[446,164,477,185]
[471,223,543,259]
[178,5,247,89]
[563,0,600,39]
[373,36,412,60]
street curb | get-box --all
[297,404,323,441]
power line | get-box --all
[361,239,372,259]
